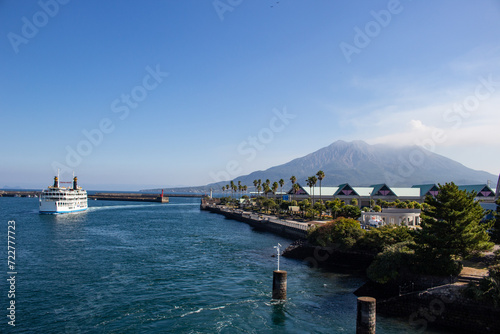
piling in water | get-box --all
[272,270,287,300]
[356,296,376,334]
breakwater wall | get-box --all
[0,190,41,197]
[200,201,310,240]
[89,193,169,203]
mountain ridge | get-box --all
[144,140,497,193]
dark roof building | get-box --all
[285,182,497,206]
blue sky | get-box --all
[1,0,500,190]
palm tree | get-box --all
[292,183,300,198]
[272,181,279,197]
[306,177,313,200]
[253,180,258,197]
[263,183,271,198]
[279,179,284,198]
[306,176,318,205]
[290,175,297,201]
[316,170,325,203]
[258,179,262,196]
[222,186,225,197]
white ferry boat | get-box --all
[39,174,88,214]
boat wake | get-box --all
[87,204,158,212]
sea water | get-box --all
[1,196,445,333]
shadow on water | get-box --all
[271,302,287,326]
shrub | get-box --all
[464,264,500,307]
[339,205,361,219]
[358,225,414,254]
[366,241,416,284]
[307,217,364,250]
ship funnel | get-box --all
[54,176,59,188]
[73,176,78,190]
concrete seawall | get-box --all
[200,201,310,240]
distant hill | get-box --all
[144,140,497,193]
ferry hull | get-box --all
[39,200,88,214]
[39,207,88,215]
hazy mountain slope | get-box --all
[145,140,496,193]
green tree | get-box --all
[491,197,500,243]
[340,205,361,219]
[314,200,326,219]
[263,183,271,198]
[367,241,416,284]
[264,198,277,214]
[351,198,358,207]
[279,179,285,196]
[326,198,343,219]
[415,183,494,275]
[272,181,279,196]
[307,217,364,249]
[299,199,311,217]
[316,170,325,203]
[396,201,408,209]
[292,183,300,199]
[280,200,291,213]
[290,175,297,201]
[230,181,235,198]
[306,176,317,204]
[410,201,422,209]
[358,225,414,254]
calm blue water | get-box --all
[1,197,436,333]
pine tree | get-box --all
[491,197,500,243]
[415,183,493,274]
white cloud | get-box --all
[341,50,500,175]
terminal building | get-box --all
[360,208,422,228]
[285,182,497,228]
[286,182,497,207]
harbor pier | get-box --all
[88,192,169,203]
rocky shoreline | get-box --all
[283,241,500,333]
[282,240,374,271]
